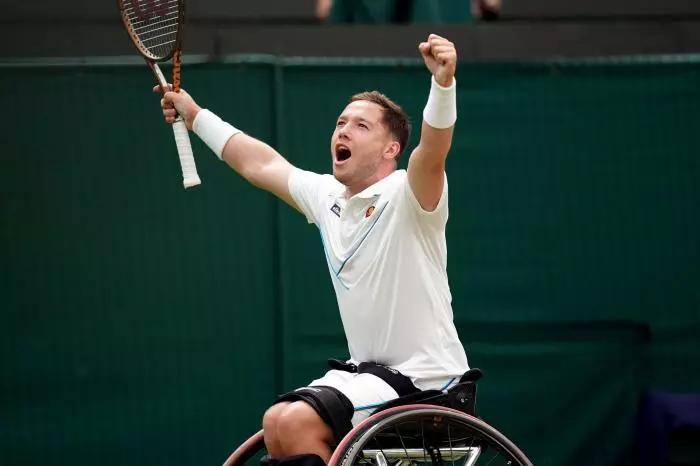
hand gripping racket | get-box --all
[118,0,201,188]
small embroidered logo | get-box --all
[330,203,341,217]
[365,206,375,218]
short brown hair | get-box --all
[349,91,411,158]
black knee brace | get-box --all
[277,454,325,466]
[260,456,279,466]
[275,386,354,445]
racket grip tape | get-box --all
[172,117,201,188]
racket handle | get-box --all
[172,117,201,188]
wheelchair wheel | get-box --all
[222,430,266,466]
[328,404,533,466]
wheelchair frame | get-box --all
[222,372,533,466]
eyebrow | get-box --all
[337,115,374,126]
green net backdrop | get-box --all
[2,55,699,466]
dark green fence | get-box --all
[2,55,699,466]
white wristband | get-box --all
[192,109,242,160]
[423,76,457,129]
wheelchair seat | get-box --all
[371,368,483,417]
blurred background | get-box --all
[2,1,699,466]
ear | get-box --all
[383,141,401,160]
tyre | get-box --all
[328,404,533,466]
[222,430,266,466]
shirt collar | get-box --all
[329,170,400,200]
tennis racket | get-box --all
[117,0,201,189]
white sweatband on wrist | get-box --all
[422,76,457,129]
[192,109,242,160]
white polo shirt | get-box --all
[288,168,469,390]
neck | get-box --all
[345,179,377,198]
[344,165,396,197]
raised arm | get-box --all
[160,88,299,210]
[407,34,458,212]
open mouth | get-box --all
[335,145,352,163]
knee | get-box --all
[263,402,289,437]
[276,401,331,442]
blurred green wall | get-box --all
[328,0,472,23]
[2,56,699,466]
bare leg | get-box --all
[262,402,290,458]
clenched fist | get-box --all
[153,84,201,130]
[418,34,457,87]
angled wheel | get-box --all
[328,405,533,466]
[222,430,266,466]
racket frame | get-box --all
[117,0,201,188]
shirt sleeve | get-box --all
[401,171,449,230]
[288,168,333,225]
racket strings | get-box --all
[132,11,178,32]
[123,0,181,59]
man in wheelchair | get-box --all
[160,31,469,466]
[258,34,470,466]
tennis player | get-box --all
[160,34,469,466]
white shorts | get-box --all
[308,369,400,426]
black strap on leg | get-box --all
[327,358,357,372]
[275,386,354,445]
[326,359,420,397]
[277,454,325,466]
[260,456,279,466]
[357,362,420,397]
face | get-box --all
[330,100,399,190]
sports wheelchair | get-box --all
[222,369,533,466]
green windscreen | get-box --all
[2,55,698,466]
